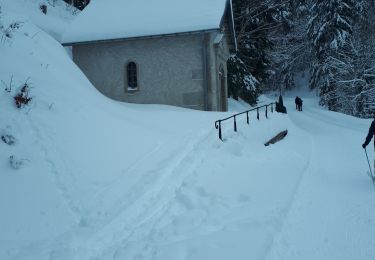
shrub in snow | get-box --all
[9,155,28,170]
[1,134,16,145]
[0,7,22,40]
[40,4,48,14]
[14,82,32,108]
[1,21,22,40]
[275,95,287,114]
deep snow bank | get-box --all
[0,0,78,41]
[0,7,215,255]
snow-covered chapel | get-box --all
[62,0,237,111]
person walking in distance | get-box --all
[299,97,303,111]
[295,96,299,110]
[295,96,303,111]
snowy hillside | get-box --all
[0,0,78,40]
[1,2,375,260]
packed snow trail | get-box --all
[266,97,375,260]
[75,108,314,260]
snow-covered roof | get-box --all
[62,0,233,45]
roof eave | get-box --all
[220,0,237,53]
[62,28,220,46]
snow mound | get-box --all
[0,0,78,41]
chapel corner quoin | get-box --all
[214,102,276,141]
[62,0,237,112]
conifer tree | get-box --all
[307,0,357,110]
[227,55,260,105]
[267,0,310,92]
[228,0,278,105]
[344,0,375,117]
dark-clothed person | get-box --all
[295,96,299,110]
[362,119,375,174]
[295,97,303,111]
[363,120,375,149]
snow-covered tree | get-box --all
[341,0,375,117]
[306,0,375,117]
[228,0,374,116]
[229,0,283,104]
[227,55,260,105]
[267,0,312,93]
[307,0,357,110]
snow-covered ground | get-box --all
[1,1,375,259]
[0,0,77,41]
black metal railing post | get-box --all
[219,122,222,140]
[215,120,222,140]
[214,102,275,141]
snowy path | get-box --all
[57,98,375,260]
[74,128,216,260]
[3,94,375,260]
[266,97,375,260]
[84,108,313,260]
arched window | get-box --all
[126,61,138,90]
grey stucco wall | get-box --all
[72,30,232,111]
[73,34,206,110]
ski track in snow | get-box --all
[27,111,83,221]
[262,123,315,258]
[77,109,310,260]
[38,104,310,260]
[69,128,216,259]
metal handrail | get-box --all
[214,102,275,140]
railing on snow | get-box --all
[214,102,275,140]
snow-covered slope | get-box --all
[0,5,219,247]
[0,0,78,41]
[1,4,375,260]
